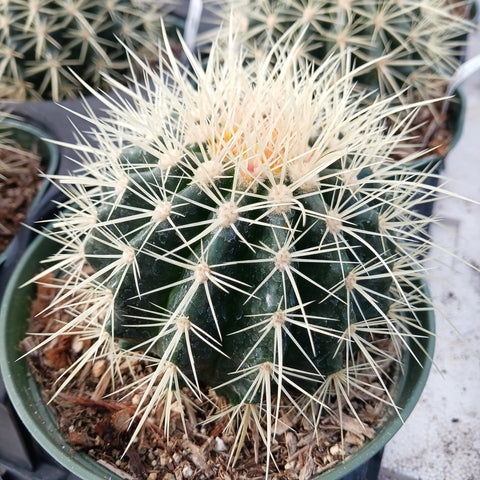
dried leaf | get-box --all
[336,414,375,439]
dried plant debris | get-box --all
[22,272,395,480]
[0,143,41,253]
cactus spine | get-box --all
[0,0,179,101]
[30,36,437,472]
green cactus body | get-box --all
[34,35,436,462]
[81,122,397,409]
[0,0,179,101]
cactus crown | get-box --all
[0,0,179,101]
[203,0,474,103]
[27,35,440,475]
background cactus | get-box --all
[27,36,439,475]
[203,0,474,106]
[0,0,180,101]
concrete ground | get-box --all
[379,25,480,480]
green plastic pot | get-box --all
[0,118,59,266]
[0,234,435,480]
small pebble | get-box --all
[285,460,296,470]
[330,444,342,456]
[71,335,84,353]
[92,359,107,378]
[182,466,194,478]
[214,437,227,453]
